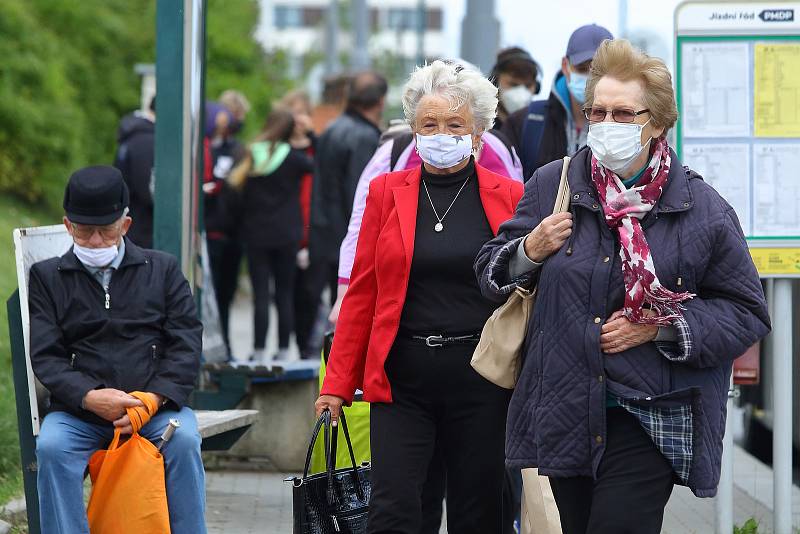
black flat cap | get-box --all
[63,165,130,225]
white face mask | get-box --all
[501,85,533,115]
[415,133,473,169]
[73,243,119,268]
[587,120,652,174]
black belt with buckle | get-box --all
[401,331,482,347]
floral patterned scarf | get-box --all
[591,137,694,326]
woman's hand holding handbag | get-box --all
[315,394,345,425]
[523,212,573,263]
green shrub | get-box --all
[0,0,292,505]
[734,518,759,534]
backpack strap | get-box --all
[390,133,414,171]
[520,99,549,180]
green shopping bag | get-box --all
[311,334,371,473]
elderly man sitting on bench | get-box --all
[29,166,206,534]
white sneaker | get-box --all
[248,349,266,364]
[272,348,291,361]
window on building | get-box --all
[387,8,416,30]
[303,7,325,27]
[386,7,443,31]
[427,8,443,30]
[370,8,380,31]
[274,5,303,29]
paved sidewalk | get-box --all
[205,455,792,534]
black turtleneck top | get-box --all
[399,158,497,334]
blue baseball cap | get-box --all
[566,24,614,66]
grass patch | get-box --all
[0,196,60,505]
[734,518,759,534]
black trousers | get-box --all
[368,337,511,534]
[548,408,675,534]
[247,244,297,350]
[208,236,243,352]
[293,265,318,356]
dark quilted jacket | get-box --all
[475,146,770,497]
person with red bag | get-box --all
[30,166,206,534]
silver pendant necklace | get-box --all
[422,176,471,233]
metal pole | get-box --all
[773,278,793,534]
[324,0,340,75]
[154,0,185,263]
[416,0,425,66]
[715,374,735,534]
[351,0,370,69]
[618,0,629,38]
[154,0,205,280]
[460,0,499,75]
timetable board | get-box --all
[675,1,800,276]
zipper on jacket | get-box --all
[103,283,111,310]
[331,515,341,532]
[152,344,157,360]
[70,353,76,368]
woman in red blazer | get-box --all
[316,61,524,533]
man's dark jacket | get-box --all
[309,110,381,264]
[114,113,155,248]
[28,238,202,425]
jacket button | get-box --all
[593,317,601,324]
[573,194,580,200]
[683,202,690,207]
[603,256,610,263]
[598,375,604,382]
[592,203,599,209]
[595,435,603,444]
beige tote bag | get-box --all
[521,468,562,534]
[471,156,571,388]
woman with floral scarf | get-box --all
[476,39,770,534]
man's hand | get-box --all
[112,393,164,435]
[83,389,143,423]
[600,310,659,354]
[523,212,573,263]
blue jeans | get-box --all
[36,407,207,534]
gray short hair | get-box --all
[402,60,498,133]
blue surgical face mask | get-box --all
[415,133,473,169]
[567,71,588,105]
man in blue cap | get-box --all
[502,23,614,179]
[29,165,206,533]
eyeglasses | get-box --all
[583,107,651,123]
[70,222,121,242]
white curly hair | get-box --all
[401,60,498,133]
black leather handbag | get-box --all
[289,409,371,533]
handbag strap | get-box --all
[329,411,365,500]
[553,156,571,215]
[302,409,332,479]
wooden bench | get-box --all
[8,225,257,533]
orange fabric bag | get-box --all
[87,391,171,534]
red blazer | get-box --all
[321,163,524,404]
